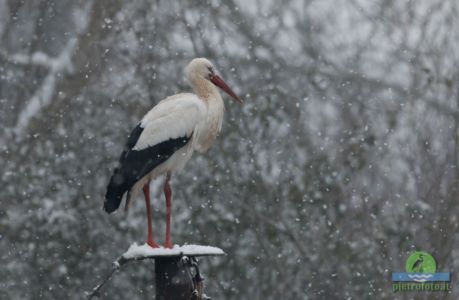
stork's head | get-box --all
[186,58,242,103]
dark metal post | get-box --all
[87,246,223,299]
[155,257,194,300]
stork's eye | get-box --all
[207,66,214,78]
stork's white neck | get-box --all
[190,76,220,102]
[190,77,225,152]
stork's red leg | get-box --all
[143,184,159,248]
[164,172,173,248]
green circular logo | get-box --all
[405,251,436,273]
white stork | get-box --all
[104,58,242,248]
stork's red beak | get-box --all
[210,74,243,104]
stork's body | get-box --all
[104,58,241,248]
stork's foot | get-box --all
[147,239,160,248]
[164,239,173,249]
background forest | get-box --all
[1,0,458,299]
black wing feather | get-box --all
[118,123,144,163]
[104,124,191,213]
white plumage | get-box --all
[135,93,206,150]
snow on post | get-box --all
[86,243,225,300]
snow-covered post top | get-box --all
[120,243,225,300]
[87,243,225,299]
[120,243,225,261]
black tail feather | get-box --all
[104,170,128,213]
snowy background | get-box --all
[1,0,458,299]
